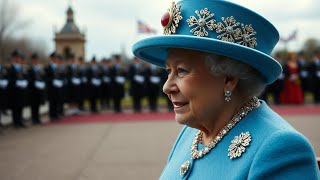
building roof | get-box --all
[60,6,80,33]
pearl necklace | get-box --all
[190,96,259,159]
[180,97,260,176]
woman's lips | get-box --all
[172,102,189,108]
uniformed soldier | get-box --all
[128,57,146,112]
[145,64,162,112]
[65,53,81,115]
[28,53,46,124]
[267,53,285,105]
[78,57,88,111]
[0,57,10,123]
[309,50,320,104]
[56,54,67,118]
[45,52,64,120]
[100,58,112,110]
[87,56,102,113]
[297,51,311,95]
[8,49,29,128]
[110,55,127,113]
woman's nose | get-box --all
[163,75,178,95]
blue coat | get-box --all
[160,101,320,179]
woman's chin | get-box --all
[174,113,191,125]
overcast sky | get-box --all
[12,0,320,60]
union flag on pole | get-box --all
[137,20,156,34]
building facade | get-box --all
[54,6,85,58]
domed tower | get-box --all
[54,6,86,58]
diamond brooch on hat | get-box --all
[216,16,257,48]
[162,2,183,35]
[186,8,217,37]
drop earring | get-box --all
[225,90,231,102]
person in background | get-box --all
[56,54,67,119]
[280,52,304,104]
[110,55,126,113]
[297,51,311,99]
[132,0,319,178]
[266,53,285,105]
[28,53,46,124]
[0,57,10,124]
[100,58,112,110]
[145,64,162,112]
[87,56,102,113]
[128,57,146,112]
[8,49,29,128]
[309,50,320,104]
[78,57,88,111]
[65,53,81,115]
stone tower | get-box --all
[54,6,85,58]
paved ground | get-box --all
[0,106,319,180]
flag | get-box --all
[287,30,297,41]
[280,29,297,43]
[137,20,156,34]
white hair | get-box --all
[204,53,266,97]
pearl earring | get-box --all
[225,90,232,102]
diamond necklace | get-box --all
[190,96,259,159]
[180,96,260,176]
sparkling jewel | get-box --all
[226,26,234,33]
[180,160,190,176]
[198,18,206,27]
[161,12,171,27]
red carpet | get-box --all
[50,105,320,125]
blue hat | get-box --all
[132,0,282,84]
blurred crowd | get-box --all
[0,49,173,128]
[1,48,320,128]
[260,50,320,105]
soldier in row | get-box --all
[28,53,46,124]
[310,50,320,103]
[45,52,65,120]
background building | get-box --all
[54,6,85,58]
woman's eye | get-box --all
[177,68,188,76]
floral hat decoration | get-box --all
[132,0,282,84]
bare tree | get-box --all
[0,0,29,60]
[303,38,320,61]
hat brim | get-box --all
[133,35,282,84]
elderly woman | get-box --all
[133,0,320,179]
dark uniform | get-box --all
[100,59,112,109]
[145,65,162,112]
[260,54,284,104]
[128,59,146,112]
[87,58,102,113]
[78,58,88,111]
[267,69,285,105]
[297,53,311,94]
[110,55,126,113]
[309,54,320,103]
[65,54,82,115]
[45,53,64,120]
[0,60,10,123]
[28,53,46,124]
[8,50,29,127]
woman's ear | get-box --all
[224,76,239,92]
